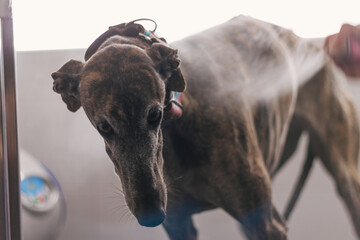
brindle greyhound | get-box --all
[51,16,360,239]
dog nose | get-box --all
[137,207,166,227]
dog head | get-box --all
[51,35,185,227]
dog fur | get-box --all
[52,16,360,239]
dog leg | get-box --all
[212,158,287,239]
[271,115,316,221]
[232,202,287,240]
[308,123,360,238]
[162,212,197,240]
[310,117,360,237]
[283,141,315,220]
[328,157,360,238]
[296,64,360,238]
[162,195,214,240]
[205,113,288,239]
[272,116,305,177]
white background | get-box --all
[12,0,360,51]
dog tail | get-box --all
[283,141,315,221]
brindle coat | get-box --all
[51,16,360,240]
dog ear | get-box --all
[147,43,186,92]
[51,59,84,112]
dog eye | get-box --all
[147,107,163,126]
[97,121,113,135]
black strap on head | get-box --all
[84,21,144,61]
[84,18,162,61]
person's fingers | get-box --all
[324,24,360,77]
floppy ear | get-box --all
[147,43,186,92]
[51,59,84,112]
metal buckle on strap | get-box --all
[126,18,158,33]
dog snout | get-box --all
[136,205,166,227]
[131,176,167,227]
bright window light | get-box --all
[12,0,360,51]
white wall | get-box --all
[15,35,360,240]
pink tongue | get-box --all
[349,36,360,62]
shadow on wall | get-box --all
[16,49,360,240]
